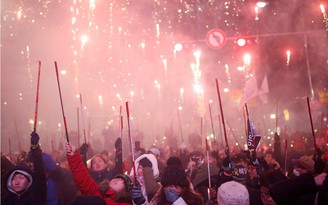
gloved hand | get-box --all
[139,157,152,168]
[31,131,40,145]
[115,138,122,151]
[313,148,322,161]
[222,157,235,175]
[274,132,280,142]
[164,187,179,203]
[30,132,40,149]
[131,186,146,205]
[78,143,89,155]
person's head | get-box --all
[148,147,161,158]
[293,156,314,176]
[91,155,107,172]
[161,164,189,190]
[110,174,133,193]
[7,166,33,194]
[264,150,274,164]
[217,181,249,205]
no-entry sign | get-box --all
[206,29,226,49]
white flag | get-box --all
[241,74,269,105]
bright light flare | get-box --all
[243,53,252,65]
[256,1,267,8]
[60,70,67,75]
[17,7,23,20]
[193,50,201,59]
[283,109,290,121]
[193,84,203,94]
[286,50,291,65]
[270,114,276,119]
[223,88,229,92]
[98,95,103,106]
[140,42,146,49]
[81,35,89,49]
[116,93,122,101]
[174,43,183,52]
[254,6,259,20]
[320,4,325,14]
[237,38,246,47]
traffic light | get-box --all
[236,37,257,47]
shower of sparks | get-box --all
[1,0,327,152]
[286,50,291,65]
[254,6,259,21]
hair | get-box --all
[114,190,133,204]
[153,185,203,205]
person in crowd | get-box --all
[130,154,161,205]
[1,132,47,205]
[292,155,314,177]
[40,152,78,205]
[263,150,281,171]
[66,142,132,205]
[152,162,203,205]
[190,153,219,202]
[88,138,123,184]
[217,181,249,205]
[148,147,166,171]
[247,169,287,205]
[270,171,328,205]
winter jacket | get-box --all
[1,147,47,205]
[270,172,318,205]
[67,151,130,205]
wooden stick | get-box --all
[79,94,87,144]
[54,61,69,143]
[126,102,137,184]
[306,97,317,152]
[215,79,229,148]
[33,61,41,132]
[209,103,216,139]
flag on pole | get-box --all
[247,116,261,164]
[241,74,269,105]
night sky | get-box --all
[1,0,327,153]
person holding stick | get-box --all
[66,142,132,205]
[2,132,47,205]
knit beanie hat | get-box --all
[166,156,182,166]
[114,174,133,193]
[232,164,248,182]
[161,165,189,187]
[297,156,314,172]
[217,181,249,205]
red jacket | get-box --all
[67,151,130,205]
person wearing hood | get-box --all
[1,132,47,205]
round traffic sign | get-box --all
[206,29,226,49]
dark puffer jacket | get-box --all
[1,147,47,205]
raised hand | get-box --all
[66,142,76,156]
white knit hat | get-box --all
[217,181,249,205]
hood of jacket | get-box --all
[6,164,33,195]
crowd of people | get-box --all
[1,129,328,205]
